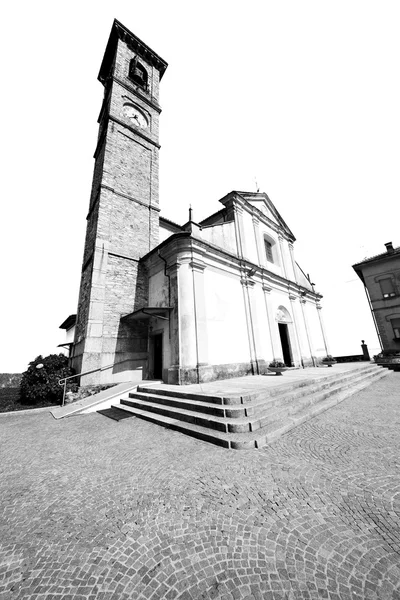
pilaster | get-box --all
[300,298,316,366]
[252,217,262,266]
[233,204,246,259]
[278,235,288,278]
[190,256,209,370]
[288,242,298,283]
[288,294,304,367]
[316,303,330,355]
[263,284,281,359]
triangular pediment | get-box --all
[219,191,295,241]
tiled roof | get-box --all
[353,246,400,267]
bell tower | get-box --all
[72,20,168,384]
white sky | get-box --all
[1,0,399,372]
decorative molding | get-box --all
[108,250,140,263]
[190,259,206,273]
[110,114,161,149]
[100,184,161,212]
[276,308,292,323]
[112,75,162,113]
[385,313,400,322]
[113,20,168,76]
[289,294,298,301]
[262,285,272,294]
[241,278,255,288]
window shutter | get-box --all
[380,278,395,295]
[265,240,273,262]
[391,318,400,338]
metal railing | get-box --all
[58,361,133,406]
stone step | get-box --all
[121,367,385,435]
[255,366,385,425]
[137,362,379,409]
[136,385,236,405]
[129,364,382,422]
[112,368,389,450]
[127,392,248,418]
[112,366,390,449]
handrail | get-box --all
[58,360,133,406]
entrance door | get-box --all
[278,323,292,367]
[153,334,163,379]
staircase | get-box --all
[107,364,390,449]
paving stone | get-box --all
[0,373,399,599]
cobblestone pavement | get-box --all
[0,373,399,600]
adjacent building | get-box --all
[70,20,330,385]
[353,242,400,352]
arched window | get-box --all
[129,58,148,90]
[263,234,279,265]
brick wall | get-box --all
[72,25,164,384]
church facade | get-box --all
[71,20,329,385]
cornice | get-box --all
[232,193,296,243]
[108,250,140,263]
[141,231,321,300]
[100,184,161,212]
[99,20,168,85]
[112,75,162,114]
[109,114,161,149]
[190,258,207,273]
[113,20,168,76]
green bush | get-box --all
[20,354,75,405]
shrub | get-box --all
[269,359,286,368]
[322,355,336,363]
[20,354,75,405]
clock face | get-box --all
[122,104,148,129]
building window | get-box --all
[392,318,400,339]
[129,58,148,89]
[379,278,396,298]
[264,239,274,263]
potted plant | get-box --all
[268,359,288,375]
[321,355,336,367]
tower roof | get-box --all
[98,19,168,85]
